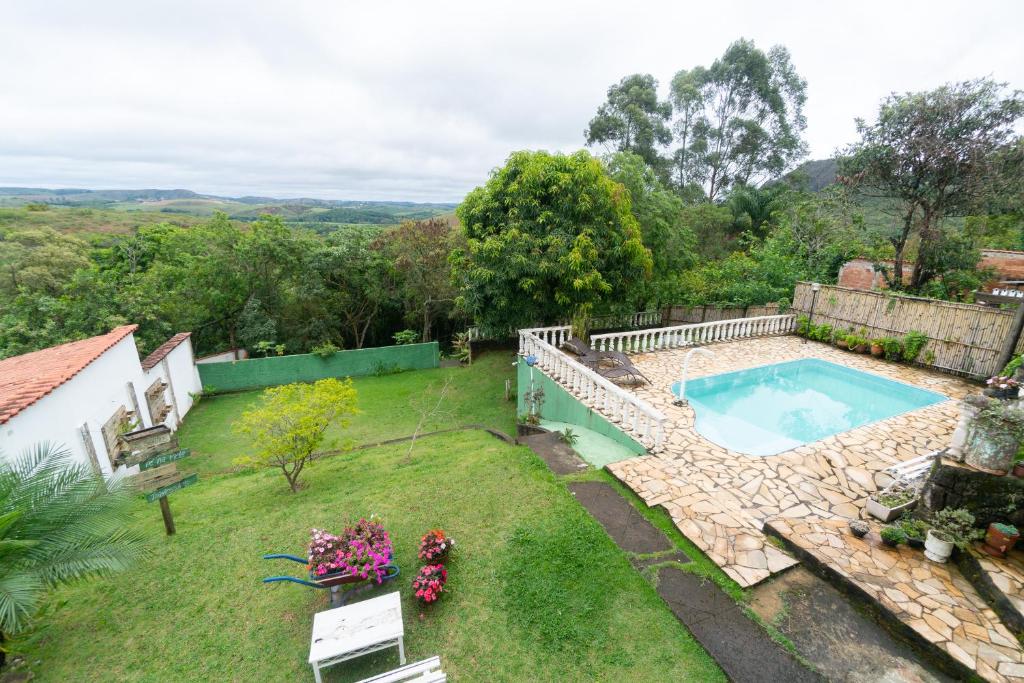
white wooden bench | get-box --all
[873,450,939,491]
[355,656,445,683]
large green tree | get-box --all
[670,39,808,200]
[585,74,672,177]
[604,152,694,306]
[452,150,652,334]
[841,78,1024,289]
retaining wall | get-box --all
[516,360,646,456]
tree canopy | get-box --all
[841,78,1024,289]
[452,150,652,334]
[585,74,672,176]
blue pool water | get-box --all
[670,359,947,456]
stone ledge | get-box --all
[764,519,987,683]
[958,550,1024,640]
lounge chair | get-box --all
[561,338,649,384]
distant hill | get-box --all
[0,187,458,232]
[779,159,839,193]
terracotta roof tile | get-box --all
[0,325,138,425]
[141,332,192,371]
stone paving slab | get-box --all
[566,481,673,554]
[606,336,975,587]
[656,567,824,683]
[967,548,1024,637]
[768,516,1024,683]
[518,431,588,475]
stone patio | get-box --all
[607,335,974,587]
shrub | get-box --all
[451,332,471,363]
[902,330,928,362]
[308,518,393,583]
[1003,354,1023,377]
[412,564,448,604]
[418,529,455,562]
[560,428,578,446]
[796,315,811,336]
[311,341,341,358]
[393,329,420,345]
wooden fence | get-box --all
[663,303,781,325]
[791,282,1023,379]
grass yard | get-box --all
[16,353,723,681]
[179,353,519,476]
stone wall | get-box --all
[919,457,1024,527]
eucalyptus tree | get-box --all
[669,39,808,201]
[586,74,672,178]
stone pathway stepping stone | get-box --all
[656,567,824,683]
[518,431,588,475]
[567,481,673,554]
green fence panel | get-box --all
[517,360,645,456]
[198,342,439,392]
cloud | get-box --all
[0,0,1021,201]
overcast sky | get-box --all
[1,1,1021,202]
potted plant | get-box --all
[899,517,929,549]
[985,375,1021,400]
[418,529,456,562]
[924,508,983,563]
[411,563,448,604]
[308,518,394,584]
[983,522,1020,558]
[1014,459,1024,478]
[835,333,849,350]
[866,486,917,522]
[854,337,870,354]
[881,337,903,362]
[870,338,885,357]
[848,519,870,538]
[963,400,1024,475]
[880,526,906,547]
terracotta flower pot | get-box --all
[855,343,869,354]
[1013,462,1024,478]
[870,344,884,357]
[836,339,848,349]
[983,524,1020,558]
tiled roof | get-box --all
[141,332,192,370]
[0,325,138,425]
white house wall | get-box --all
[143,339,202,430]
[0,335,152,475]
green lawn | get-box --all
[17,354,723,682]
[179,353,519,476]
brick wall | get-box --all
[838,250,1024,292]
[980,250,1024,281]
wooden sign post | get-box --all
[133,448,198,536]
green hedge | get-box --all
[198,342,439,392]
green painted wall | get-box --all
[517,360,646,455]
[198,342,439,392]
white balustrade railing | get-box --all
[518,325,572,353]
[589,310,661,330]
[589,314,797,354]
[519,330,666,452]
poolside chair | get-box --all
[561,338,649,384]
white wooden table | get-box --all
[308,591,405,683]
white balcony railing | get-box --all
[519,328,666,452]
[589,314,797,354]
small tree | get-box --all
[234,378,358,492]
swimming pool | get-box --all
[670,358,947,456]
